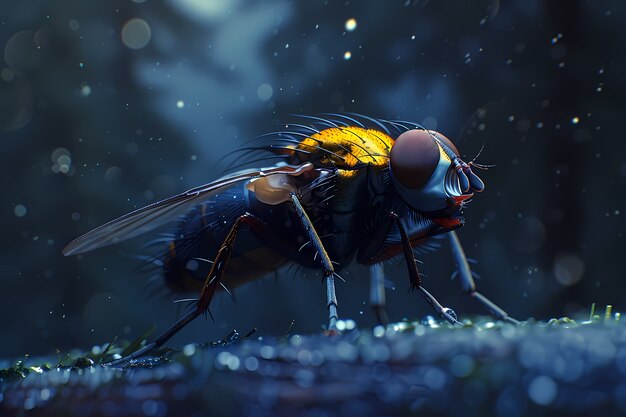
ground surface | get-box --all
[2,316,626,417]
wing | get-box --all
[62,163,313,256]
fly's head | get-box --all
[389,129,485,229]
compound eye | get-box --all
[390,129,441,189]
[430,131,460,157]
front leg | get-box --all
[448,231,519,324]
[290,193,339,330]
[390,213,460,325]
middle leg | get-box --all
[291,193,339,330]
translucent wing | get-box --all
[62,163,313,256]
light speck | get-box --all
[51,148,72,175]
[0,68,14,82]
[182,344,196,357]
[343,51,352,60]
[554,254,584,286]
[80,83,91,97]
[528,375,558,405]
[14,204,27,217]
[176,100,185,109]
[345,18,357,32]
[571,116,580,124]
[121,18,151,50]
[257,83,273,101]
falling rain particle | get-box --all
[176,100,185,109]
[257,83,273,101]
[345,18,357,32]
[343,51,352,60]
[14,204,27,217]
[121,18,152,50]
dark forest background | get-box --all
[1,0,624,357]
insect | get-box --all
[63,114,517,364]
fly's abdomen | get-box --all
[160,185,289,293]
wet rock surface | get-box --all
[2,319,626,417]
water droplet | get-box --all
[571,116,580,124]
[176,100,185,109]
[343,51,352,60]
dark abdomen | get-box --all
[161,185,288,293]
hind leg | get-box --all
[106,214,250,366]
[448,231,519,324]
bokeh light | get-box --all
[345,18,357,31]
[121,18,152,50]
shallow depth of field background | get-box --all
[1,0,624,357]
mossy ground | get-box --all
[2,307,625,417]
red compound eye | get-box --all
[390,129,442,189]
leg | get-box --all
[448,231,519,324]
[369,263,389,325]
[390,213,460,325]
[290,193,339,330]
[106,214,249,366]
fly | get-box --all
[63,114,518,365]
